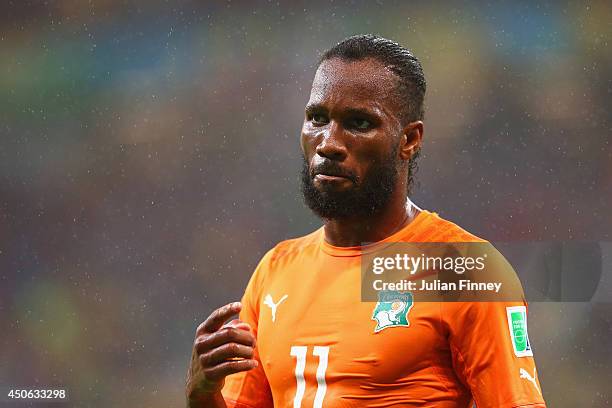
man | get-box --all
[186,35,546,407]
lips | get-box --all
[314,173,349,182]
[312,168,355,185]
[314,171,349,179]
[311,161,356,183]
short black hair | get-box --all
[319,34,426,124]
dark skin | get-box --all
[186,57,424,407]
[186,302,257,407]
[301,57,424,246]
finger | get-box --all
[223,319,252,332]
[199,343,255,368]
[195,327,256,354]
[198,302,242,334]
[203,359,258,382]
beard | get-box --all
[300,147,400,220]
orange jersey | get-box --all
[222,210,546,407]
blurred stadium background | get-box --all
[1,1,610,406]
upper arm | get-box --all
[445,300,546,408]
[437,241,547,407]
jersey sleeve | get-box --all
[222,248,275,408]
[441,247,546,408]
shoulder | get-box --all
[245,228,322,295]
[414,210,486,243]
[256,227,323,271]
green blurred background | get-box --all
[1,1,610,406]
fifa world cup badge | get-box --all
[506,306,534,357]
[371,290,414,333]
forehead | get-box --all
[308,57,400,111]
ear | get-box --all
[399,121,424,161]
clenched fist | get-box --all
[186,302,258,407]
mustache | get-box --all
[309,160,358,183]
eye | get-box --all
[310,113,329,125]
[349,118,372,130]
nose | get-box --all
[315,122,348,161]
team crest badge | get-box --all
[371,290,414,333]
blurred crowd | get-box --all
[1,1,610,406]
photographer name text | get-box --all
[372,279,503,293]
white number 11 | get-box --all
[290,346,329,408]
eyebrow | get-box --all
[304,103,325,114]
[305,103,380,118]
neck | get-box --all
[322,194,420,247]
